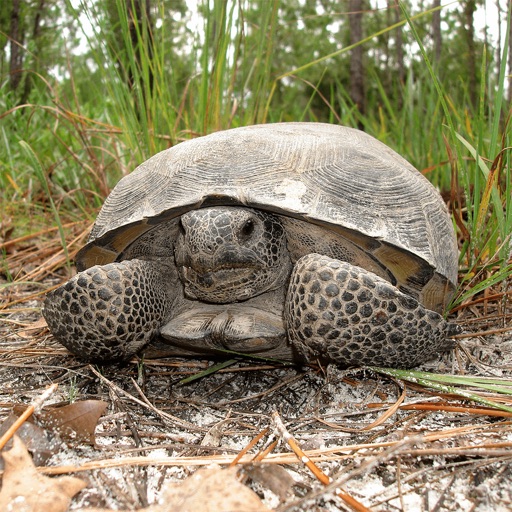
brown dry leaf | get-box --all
[0,217,14,247]
[159,466,272,512]
[15,400,108,445]
[0,413,62,467]
[0,436,86,512]
[76,466,271,512]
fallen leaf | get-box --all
[75,466,271,512]
[200,417,231,447]
[0,436,86,512]
[15,400,108,445]
[159,466,271,512]
[0,413,62,467]
[0,218,14,247]
[245,463,296,500]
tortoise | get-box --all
[42,123,460,368]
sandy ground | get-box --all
[1,279,512,511]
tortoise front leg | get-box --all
[43,259,175,362]
[285,254,460,368]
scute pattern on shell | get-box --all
[42,123,462,366]
[77,123,458,301]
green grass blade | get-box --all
[370,367,512,415]
[178,359,239,385]
[19,141,70,267]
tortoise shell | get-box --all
[77,123,458,313]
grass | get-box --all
[1,5,511,507]
[398,2,512,310]
[1,0,511,306]
[371,367,512,415]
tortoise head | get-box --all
[174,206,291,303]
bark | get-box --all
[349,0,365,128]
[463,0,477,108]
[19,0,46,105]
[496,0,502,77]
[507,0,512,102]
[432,0,442,64]
[385,0,392,74]
[9,0,23,91]
[394,2,404,87]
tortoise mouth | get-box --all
[181,265,257,286]
[176,243,264,274]
[179,265,266,303]
[182,260,261,275]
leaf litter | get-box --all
[1,231,512,511]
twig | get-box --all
[371,402,512,418]
[317,379,406,432]
[35,439,512,477]
[229,427,270,467]
[89,366,204,432]
[272,411,371,512]
[0,221,84,251]
[0,383,58,450]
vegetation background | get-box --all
[0,0,511,308]
[1,2,512,509]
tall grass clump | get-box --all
[399,3,511,308]
[0,0,284,245]
[72,0,283,158]
[1,0,510,309]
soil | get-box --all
[1,275,512,511]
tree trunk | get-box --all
[496,0,502,77]
[19,0,46,105]
[394,2,404,90]
[384,0,392,90]
[463,0,477,108]
[507,0,512,102]
[9,0,23,91]
[349,0,365,128]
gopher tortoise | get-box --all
[43,123,460,368]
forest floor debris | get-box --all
[1,237,512,511]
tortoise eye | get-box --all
[241,219,255,238]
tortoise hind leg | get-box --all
[43,259,174,362]
[285,253,460,368]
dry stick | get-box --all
[0,221,83,251]
[37,440,512,477]
[288,437,424,512]
[271,411,371,512]
[89,366,204,432]
[226,373,305,404]
[253,439,280,463]
[24,226,87,281]
[37,422,512,476]
[454,325,512,338]
[385,402,512,418]
[229,427,270,467]
[0,383,58,450]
